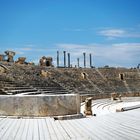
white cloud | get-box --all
[20,48,33,51]
[98,28,140,39]
[99,29,126,37]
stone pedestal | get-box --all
[111,92,117,101]
[118,94,122,102]
[84,97,92,115]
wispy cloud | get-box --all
[20,48,33,51]
[99,29,126,37]
[98,28,140,39]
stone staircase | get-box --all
[0,73,71,95]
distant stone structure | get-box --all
[15,57,26,64]
[39,56,53,67]
[46,57,53,66]
[137,64,140,69]
[0,54,5,61]
[4,51,15,62]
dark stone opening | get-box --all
[120,73,124,80]
[46,61,51,66]
[82,73,87,79]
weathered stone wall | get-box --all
[0,94,80,117]
[1,63,140,97]
[48,68,140,95]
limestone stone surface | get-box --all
[0,94,80,117]
[15,57,26,64]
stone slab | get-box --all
[0,94,80,117]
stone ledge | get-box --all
[0,94,80,117]
[53,113,84,120]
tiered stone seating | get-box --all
[0,63,139,96]
[0,64,71,95]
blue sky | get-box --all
[0,0,140,67]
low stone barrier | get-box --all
[0,94,80,117]
[116,104,140,112]
[81,92,140,102]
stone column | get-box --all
[68,53,70,68]
[57,51,59,67]
[83,52,86,68]
[137,64,140,69]
[77,58,79,68]
[89,53,92,68]
[63,51,66,67]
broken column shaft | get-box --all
[57,51,59,67]
[83,52,86,68]
[68,53,70,68]
[77,58,79,68]
[63,51,66,67]
[89,53,92,68]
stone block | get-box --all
[111,92,117,101]
[0,94,80,117]
[84,97,92,116]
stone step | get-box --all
[5,89,38,94]
[41,89,68,92]
[0,83,27,87]
[43,91,69,94]
[3,87,33,90]
[36,86,66,89]
[15,91,42,95]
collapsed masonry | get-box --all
[0,51,15,62]
[39,56,53,67]
[0,50,53,67]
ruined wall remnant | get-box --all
[5,51,15,62]
[40,56,47,66]
[15,57,26,64]
[0,54,5,61]
[40,56,53,67]
[46,57,53,66]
